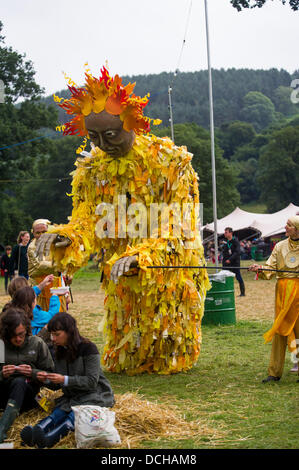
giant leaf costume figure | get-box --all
[39,66,210,375]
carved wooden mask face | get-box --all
[84,111,135,158]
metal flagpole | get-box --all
[168,85,175,143]
[204,0,219,270]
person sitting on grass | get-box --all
[0,308,54,443]
[20,312,115,448]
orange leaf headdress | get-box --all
[55,66,155,137]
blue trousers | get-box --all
[48,407,75,427]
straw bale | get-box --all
[3,391,220,449]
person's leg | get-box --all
[4,273,9,293]
[33,409,75,449]
[235,269,245,296]
[292,316,299,379]
[266,333,287,379]
[21,406,66,446]
[0,377,29,442]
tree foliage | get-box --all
[240,91,277,131]
[155,123,241,223]
[21,136,80,224]
[230,0,299,11]
[0,22,57,246]
[257,125,299,211]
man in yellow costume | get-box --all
[36,66,210,375]
[28,219,67,312]
[249,216,299,382]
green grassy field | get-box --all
[240,202,268,214]
[68,265,299,450]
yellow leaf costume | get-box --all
[50,66,210,375]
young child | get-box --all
[1,245,13,294]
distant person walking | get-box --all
[222,227,245,297]
[11,231,30,279]
[1,246,13,293]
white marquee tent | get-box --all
[203,203,299,238]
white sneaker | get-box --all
[290,363,298,372]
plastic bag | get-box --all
[72,405,121,449]
[35,388,56,413]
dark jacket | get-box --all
[1,254,13,275]
[11,244,29,277]
[0,335,54,384]
[222,237,241,268]
[49,341,115,412]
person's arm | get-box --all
[249,245,278,280]
[31,296,61,331]
[225,239,240,265]
[66,351,101,391]
[33,285,41,297]
[30,338,55,381]
[27,242,58,278]
[37,274,55,291]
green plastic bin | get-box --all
[251,246,257,260]
[202,273,236,325]
[255,250,263,261]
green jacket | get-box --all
[49,341,115,412]
[0,335,54,383]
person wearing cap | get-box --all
[27,220,68,312]
[249,216,299,383]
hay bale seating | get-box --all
[3,389,220,449]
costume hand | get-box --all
[110,255,138,283]
[46,373,65,384]
[2,365,17,378]
[35,234,71,260]
[17,364,32,377]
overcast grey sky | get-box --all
[1,0,299,96]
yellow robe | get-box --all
[49,134,210,375]
[258,237,299,352]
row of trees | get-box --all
[0,19,298,246]
[46,69,299,133]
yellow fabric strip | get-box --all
[263,278,299,346]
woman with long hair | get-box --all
[20,312,114,448]
[10,231,30,279]
[2,285,60,337]
[0,308,54,443]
